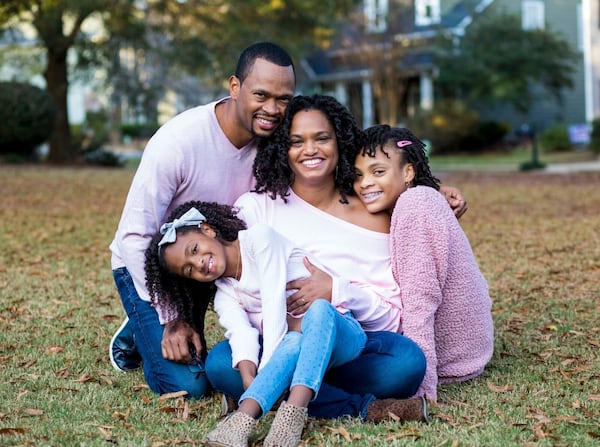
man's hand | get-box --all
[286,257,332,316]
[161,319,202,363]
[440,185,468,219]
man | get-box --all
[109,42,296,398]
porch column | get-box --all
[362,80,374,128]
[420,73,434,111]
[334,82,348,107]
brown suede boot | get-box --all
[263,401,308,447]
[365,396,429,423]
[203,411,257,447]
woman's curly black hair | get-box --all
[253,94,364,203]
[144,201,247,327]
[360,125,441,190]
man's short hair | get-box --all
[235,42,295,83]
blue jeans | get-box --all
[206,318,426,419]
[112,267,210,398]
[241,300,366,415]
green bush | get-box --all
[0,81,56,158]
[406,100,479,154]
[539,123,571,152]
[458,120,510,152]
[590,118,600,154]
[120,122,159,139]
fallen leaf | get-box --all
[325,426,352,442]
[74,373,98,383]
[158,390,188,401]
[486,380,514,392]
[45,346,64,354]
[0,427,27,435]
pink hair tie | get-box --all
[397,140,412,148]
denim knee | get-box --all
[205,340,245,400]
[302,299,336,329]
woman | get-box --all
[205,95,431,427]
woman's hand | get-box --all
[286,257,332,315]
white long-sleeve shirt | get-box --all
[234,190,402,332]
[214,223,326,371]
[109,99,256,323]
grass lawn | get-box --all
[428,147,598,171]
[0,165,598,446]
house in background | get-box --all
[300,0,599,136]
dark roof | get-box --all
[303,0,479,80]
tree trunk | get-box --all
[45,46,74,164]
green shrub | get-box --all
[0,81,56,158]
[406,100,479,154]
[590,118,600,154]
[120,122,159,139]
[458,120,510,152]
[539,123,571,152]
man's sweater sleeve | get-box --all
[114,129,184,324]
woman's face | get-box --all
[287,109,339,187]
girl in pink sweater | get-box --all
[353,125,494,402]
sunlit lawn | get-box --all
[0,165,598,446]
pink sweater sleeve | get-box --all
[390,187,452,401]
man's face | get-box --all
[231,58,295,139]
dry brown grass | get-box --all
[0,166,599,446]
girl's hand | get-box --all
[286,257,332,315]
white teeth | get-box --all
[302,159,322,167]
[257,117,274,125]
[363,192,382,200]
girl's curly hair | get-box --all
[253,94,364,203]
[360,125,441,190]
[144,201,247,327]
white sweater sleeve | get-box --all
[214,284,260,369]
[331,278,402,332]
[246,225,290,371]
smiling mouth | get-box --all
[206,256,214,275]
[361,191,383,203]
[255,116,277,129]
[301,158,323,167]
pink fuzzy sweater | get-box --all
[390,186,494,401]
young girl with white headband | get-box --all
[144,200,368,446]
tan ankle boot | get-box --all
[263,401,308,447]
[365,396,429,423]
[203,411,257,447]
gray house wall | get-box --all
[475,0,589,131]
[302,0,598,136]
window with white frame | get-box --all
[522,0,545,30]
[577,3,583,51]
[365,0,389,33]
[415,0,441,26]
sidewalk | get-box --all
[544,160,600,173]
